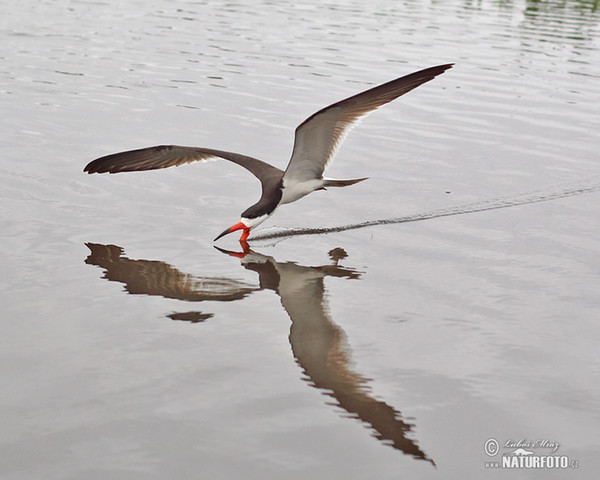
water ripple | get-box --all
[251,177,600,241]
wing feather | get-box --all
[283,64,453,183]
[84,145,283,187]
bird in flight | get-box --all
[85,63,453,242]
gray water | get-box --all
[2,1,600,479]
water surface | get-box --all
[2,0,600,479]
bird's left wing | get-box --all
[283,64,453,184]
[84,145,283,186]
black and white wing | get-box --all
[84,145,283,186]
[282,64,453,184]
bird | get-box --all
[84,63,453,242]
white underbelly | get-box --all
[280,178,324,205]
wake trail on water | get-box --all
[250,177,600,242]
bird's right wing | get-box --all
[84,145,283,186]
[283,64,453,184]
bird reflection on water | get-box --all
[85,242,434,464]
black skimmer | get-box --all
[85,64,453,242]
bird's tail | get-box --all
[323,177,368,188]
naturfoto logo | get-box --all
[484,438,579,470]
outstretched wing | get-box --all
[84,145,283,186]
[283,64,453,184]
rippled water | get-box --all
[2,1,600,479]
